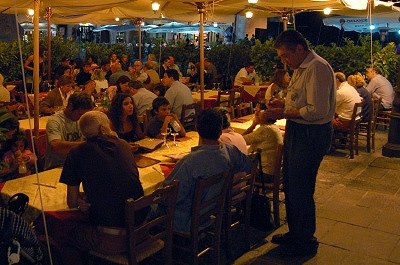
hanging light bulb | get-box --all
[245,10,253,19]
[152,2,160,12]
[323,8,332,15]
[115,17,120,22]
[369,25,376,30]
[248,0,258,3]
[27,9,34,16]
[213,22,218,27]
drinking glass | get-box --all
[171,132,179,146]
[161,128,171,148]
[216,83,221,91]
[212,83,217,90]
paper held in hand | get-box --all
[134,138,164,151]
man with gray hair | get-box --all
[59,110,145,265]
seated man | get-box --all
[130,61,149,83]
[40,75,74,115]
[59,111,146,265]
[129,80,157,116]
[162,109,251,233]
[44,92,94,170]
[163,69,194,119]
[333,72,362,131]
[75,62,92,87]
[234,62,256,86]
[365,67,394,110]
[147,97,185,139]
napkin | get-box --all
[232,117,251,123]
[159,163,175,178]
[176,136,192,142]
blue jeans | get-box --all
[283,120,332,243]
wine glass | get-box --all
[216,83,221,91]
[161,128,171,148]
[171,132,179,146]
[212,83,217,90]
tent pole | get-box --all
[33,0,40,139]
[46,7,52,83]
[136,18,143,61]
[197,2,206,110]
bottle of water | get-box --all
[102,91,110,109]
[170,119,181,132]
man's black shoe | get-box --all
[271,233,293,245]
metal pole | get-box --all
[46,7,52,83]
[197,2,206,110]
[33,0,40,139]
[136,18,142,61]
[282,14,288,31]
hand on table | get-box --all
[129,143,139,153]
[77,197,90,212]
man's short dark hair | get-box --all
[162,56,170,64]
[274,30,308,51]
[58,75,74,87]
[68,92,94,111]
[196,109,222,141]
[128,80,143,90]
[116,75,131,86]
[245,62,255,68]
[214,108,230,129]
[152,97,170,112]
[165,69,179,81]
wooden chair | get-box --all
[234,102,254,118]
[253,144,284,228]
[223,153,258,259]
[332,102,363,159]
[358,96,381,152]
[376,106,392,130]
[180,102,200,131]
[173,171,230,265]
[89,181,180,265]
[214,90,235,108]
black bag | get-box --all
[250,193,275,232]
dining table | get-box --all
[192,90,241,109]
[230,114,286,134]
[0,131,200,224]
[19,116,49,131]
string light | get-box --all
[323,8,332,15]
[248,0,258,3]
[152,2,160,12]
[245,10,253,19]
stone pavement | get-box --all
[234,130,400,265]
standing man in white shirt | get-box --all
[162,69,193,119]
[266,30,335,257]
[365,67,394,110]
[234,62,256,86]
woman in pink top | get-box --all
[217,108,248,154]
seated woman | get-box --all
[265,69,290,102]
[347,73,372,123]
[109,93,144,143]
[242,109,283,182]
[216,108,247,155]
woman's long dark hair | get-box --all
[109,93,141,134]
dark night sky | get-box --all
[267,11,400,46]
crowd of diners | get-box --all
[0,28,396,263]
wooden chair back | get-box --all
[180,102,200,131]
[234,102,254,118]
[126,181,179,265]
[174,171,229,265]
[332,102,363,159]
[224,153,257,258]
[215,90,235,108]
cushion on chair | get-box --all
[89,239,164,264]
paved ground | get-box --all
[234,129,400,265]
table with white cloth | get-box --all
[230,114,286,134]
[242,85,269,102]
[192,90,241,109]
[19,116,49,131]
[0,131,199,223]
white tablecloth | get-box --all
[1,131,200,222]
